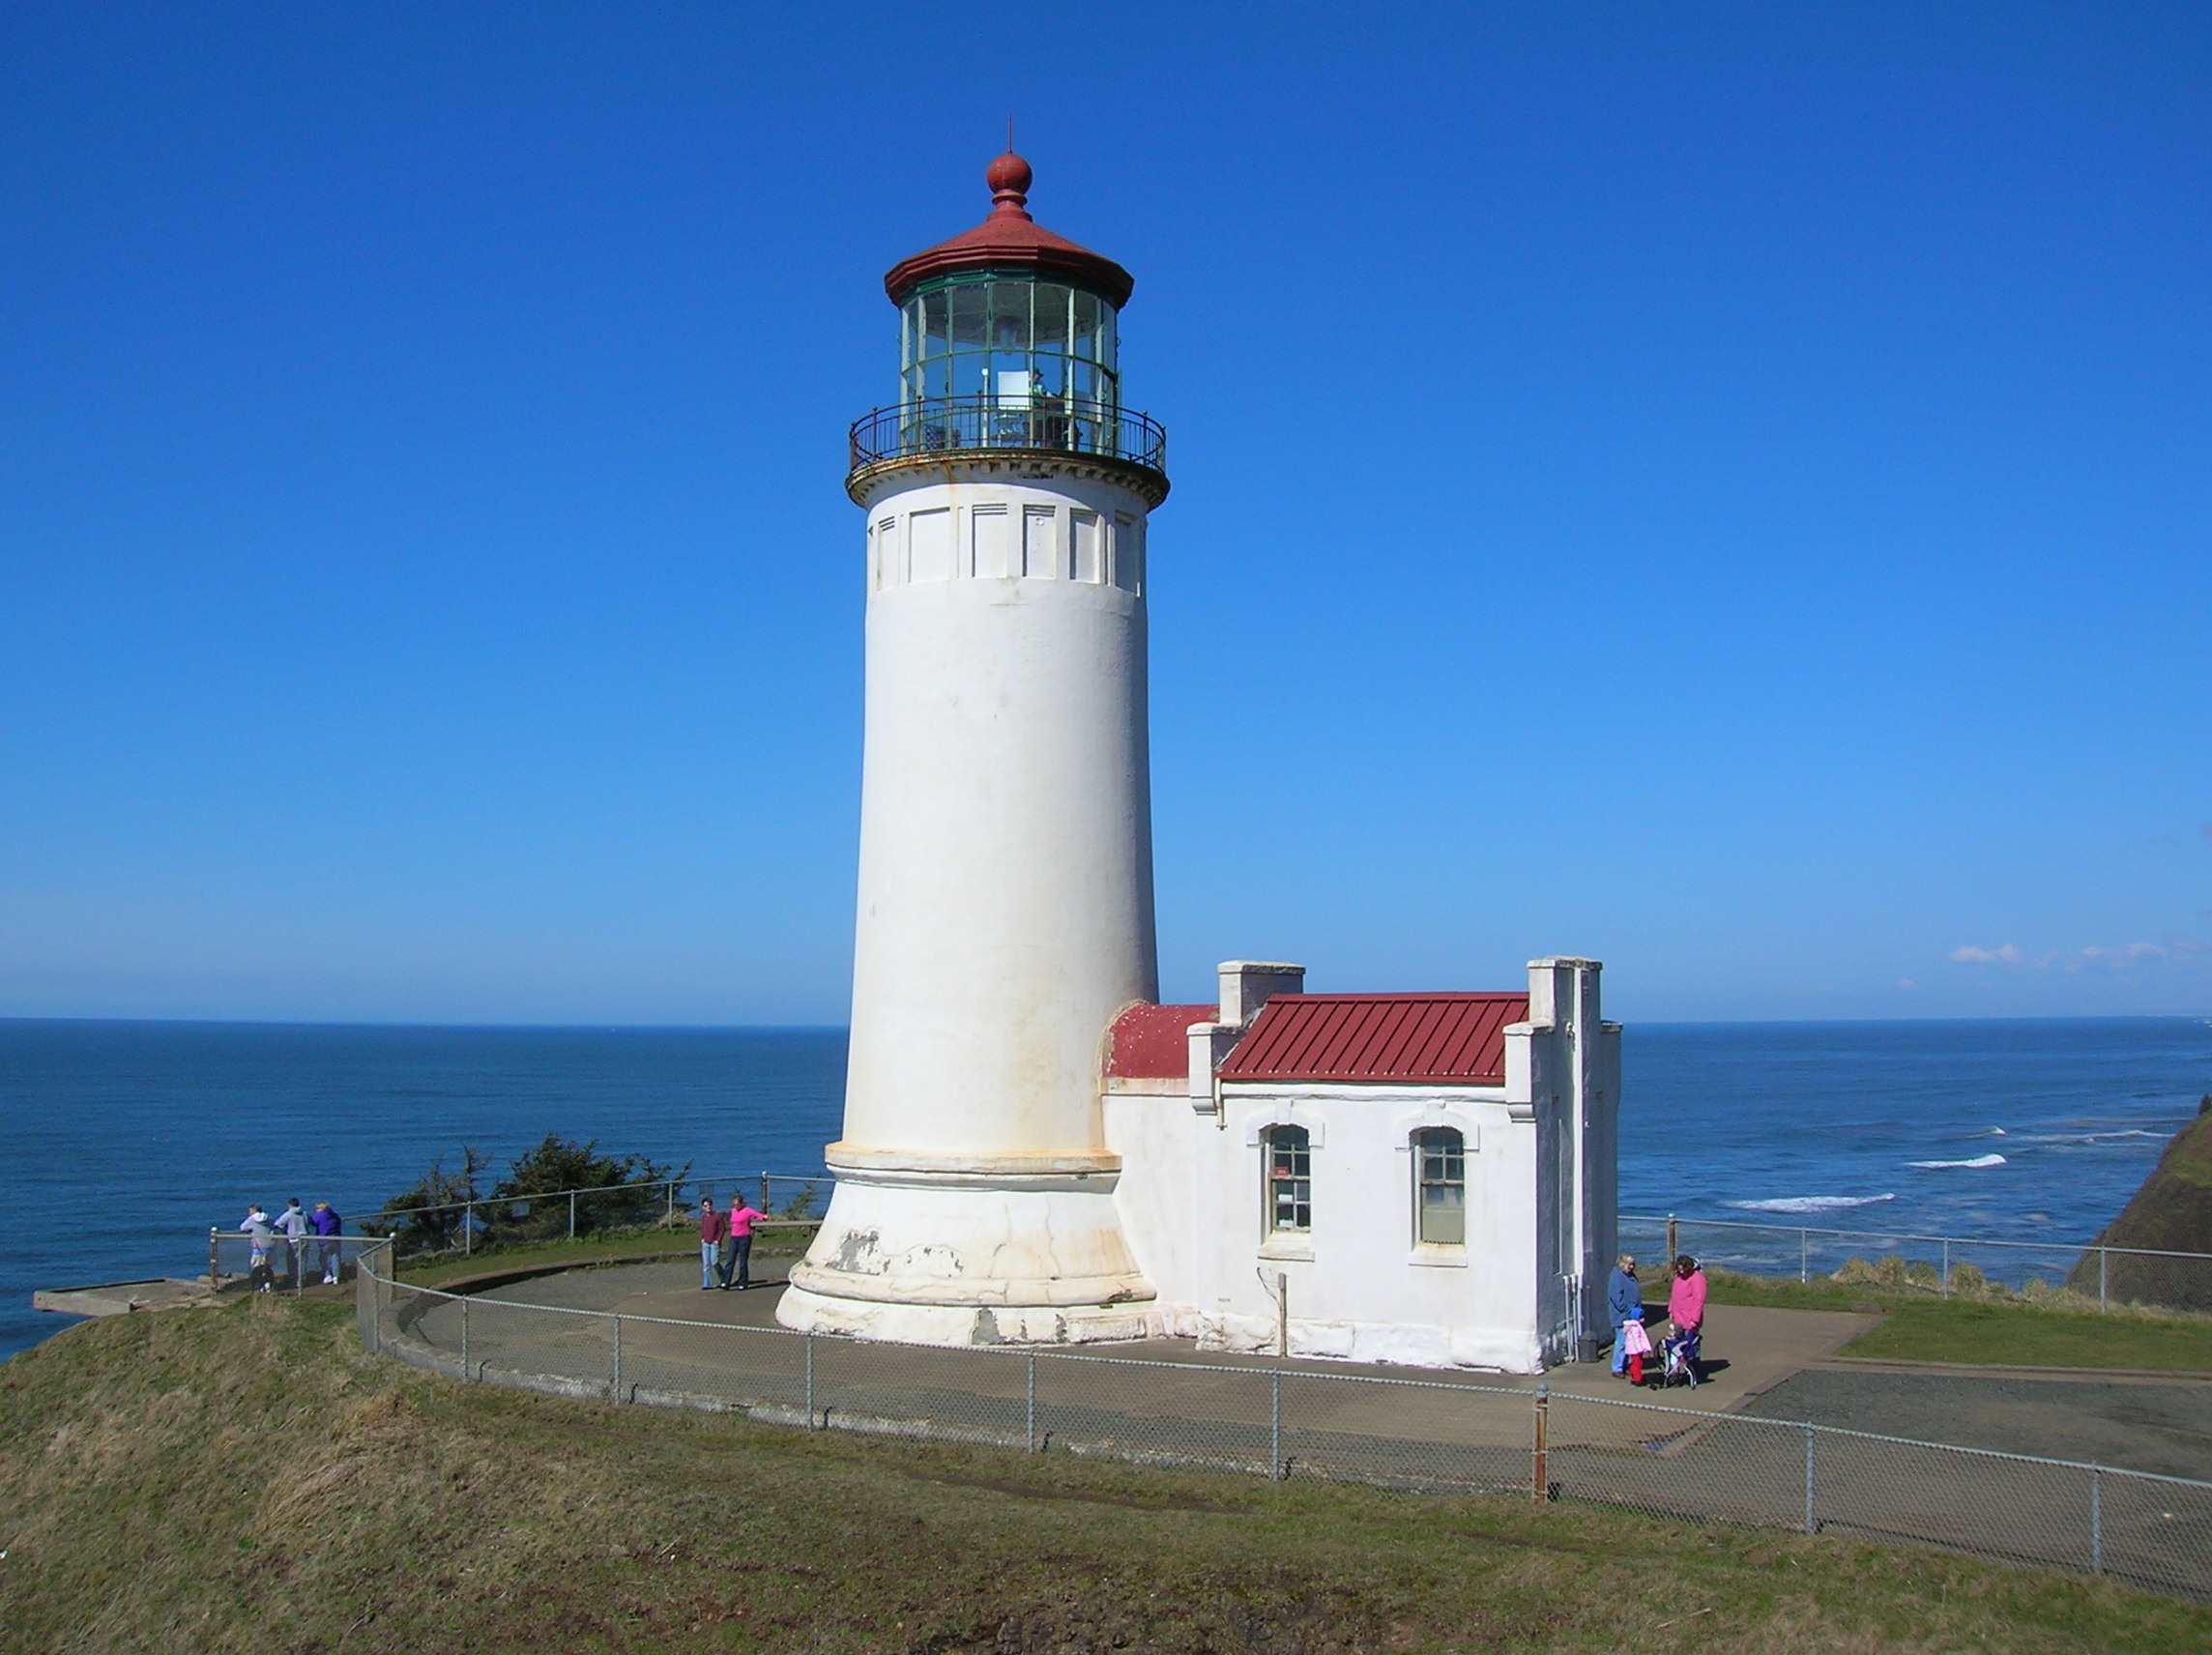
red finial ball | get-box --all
[987,151,1032,214]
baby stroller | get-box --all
[1657,1326,1702,1389]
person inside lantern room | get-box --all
[719,1195,766,1291]
[698,1198,727,1292]
[1667,1253,1707,1338]
[1606,1253,1643,1376]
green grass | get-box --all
[393,1224,820,1289]
[1644,1264,2212,1371]
[4,1296,2210,1651]
[1840,1300,2212,1371]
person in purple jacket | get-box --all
[309,1200,343,1285]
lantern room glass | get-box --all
[900,276,1119,417]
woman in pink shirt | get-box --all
[1667,1253,1707,1334]
[720,1200,765,1290]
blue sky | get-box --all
[1,4,2206,1025]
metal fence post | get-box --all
[1532,1383,1549,1503]
[2100,1248,2109,1312]
[1941,1238,1951,1297]
[611,1314,623,1401]
[1666,1214,1677,1266]
[460,1295,470,1380]
[760,1172,771,1215]
[2090,1466,2103,1573]
[1799,1229,1808,1285]
[463,1201,472,1258]
[1804,1423,1817,1534]
[1269,1366,1284,1481]
[804,1333,816,1428]
[568,1191,576,1241]
[208,1227,219,1291]
[666,1181,675,1228]
[1026,1350,1037,1453]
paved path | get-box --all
[1750,1366,2212,1481]
[382,1261,2212,1594]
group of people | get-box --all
[698,1196,765,1291]
[240,1199,344,1292]
[1606,1251,1706,1382]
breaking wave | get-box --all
[1728,1193,1898,1214]
[2016,1129,2166,1147]
[1909,1152,2008,1170]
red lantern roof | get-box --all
[884,153,1135,309]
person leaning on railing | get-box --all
[720,1196,764,1291]
[309,1200,343,1285]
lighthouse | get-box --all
[778,154,1169,1345]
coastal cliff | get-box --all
[2069,1098,2212,1310]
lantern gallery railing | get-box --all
[849,396,1167,475]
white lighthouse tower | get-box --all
[778,154,1170,1345]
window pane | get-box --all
[1034,283,1069,353]
[923,290,949,356]
[949,283,988,350]
[1098,304,1117,372]
[1267,1127,1312,1234]
[1072,290,1098,359]
[989,281,1031,352]
[1414,1128,1467,1246]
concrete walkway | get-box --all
[466,1262,1874,1432]
[386,1260,2211,1593]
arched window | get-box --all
[1266,1125,1311,1234]
[1413,1127,1466,1246]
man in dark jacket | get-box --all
[1607,1254,1642,1375]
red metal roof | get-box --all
[885,154,1135,308]
[1104,1003,1215,1079]
[1215,994,1528,1085]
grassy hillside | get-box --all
[3,1298,2209,1652]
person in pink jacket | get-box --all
[1667,1253,1707,1334]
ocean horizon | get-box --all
[5,1012,2208,1360]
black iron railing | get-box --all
[849,396,1167,475]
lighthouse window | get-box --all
[1414,1128,1467,1247]
[908,508,954,583]
[1022,506,1058,577]
[1266,1126,1312,1234]
[1069,510,1101,583]
[898,276,1121,424]
[970,506,1009,579]
[1111,514,1141,594]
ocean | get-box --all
[4,1015,2207,1360]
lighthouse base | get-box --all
[774,1152,1159,1348]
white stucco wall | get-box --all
[782,467,1162,1343]
[1105,958,1616,1375]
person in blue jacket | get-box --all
[1607,1253,1643,1376]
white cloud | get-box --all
[1897,978,1919,992]
[1948,944,2021,964]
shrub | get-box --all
[488,1135,686,1243]
[1833,1256,1878,1285]
[1948,1261,1989,1296]
[363,1147,493,1256]
[1874,1254,1910,1289]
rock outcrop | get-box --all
[2067,1097,2212,1310]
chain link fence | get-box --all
[354,1243,2212,1599]
[1623,1213,2212,1313]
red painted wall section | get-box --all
[1104,1003,1216,1079]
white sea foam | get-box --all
[1728,1193,1898,1214]
[1908,1152,2008,1170]
[2017,1129,2167,1147]
[1972,1127,2008,1137]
